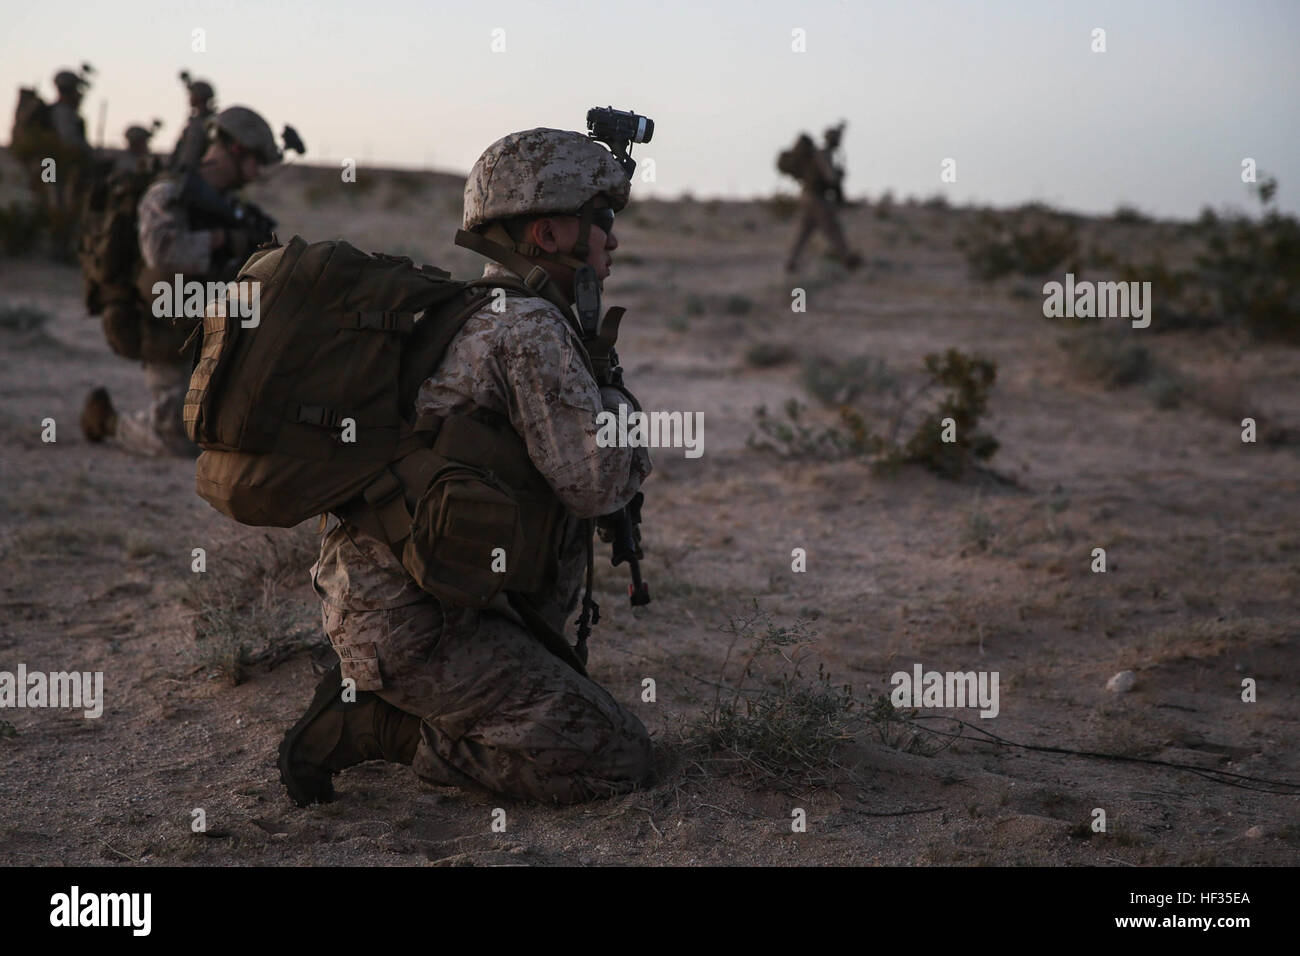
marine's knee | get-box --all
[507,713,654,805]
[568,709,655,799]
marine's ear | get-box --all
[524,215,567,255]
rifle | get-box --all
[177,171,277,251]
[584,305,651,610]
[596,489,649,606]
[569,105,656,656]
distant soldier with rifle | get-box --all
[80,104,292,457]
[9,65,96,258]
[48,68,95,159]
[169,72,216,174]
[279,112,656,806]
[780,120,861,272]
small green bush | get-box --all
[958,207,1079,280]
[750,348,1000,480]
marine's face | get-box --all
[549,208,619,281]
[236,151,264,186]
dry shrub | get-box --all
[180,527,324,685]
[685,602,860,791]
[750,349,1001,480]
[957,205,1079,280]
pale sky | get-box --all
[5,0,1298,218]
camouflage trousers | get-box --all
[787,192,852,268]
[115,360,196,458]
[320,597,654,804]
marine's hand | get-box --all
[600,382,642,414]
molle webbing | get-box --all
[343,407,566,610]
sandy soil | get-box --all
[1,154,1297,866]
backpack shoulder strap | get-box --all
[453,228,578,320]
[397,284,495,415]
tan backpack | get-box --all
[187,235,566,611]
[11,89,55,162]
[777,134,816,182]
[77,162,168,359]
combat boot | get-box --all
[80,387,118,442]
[277,662,423,806]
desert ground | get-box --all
[1,152,1297,866]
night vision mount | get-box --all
[281,124,306,157]
[586,106,653,178]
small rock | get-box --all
[1245,826,1263,839]
[1106,670,1137,693]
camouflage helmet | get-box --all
[53,70,85,92]
[463,127,630,231]
[210,106,281,164]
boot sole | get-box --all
[277,662,345,806]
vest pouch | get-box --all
[402,464,525,609]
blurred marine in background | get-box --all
[779,122,861,272]
[81,105,283,457]
[9,66,96,259]
[115,121,163,175]
[170,72,216,174]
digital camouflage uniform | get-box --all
[111,177,220,456]
[83,104,279,455]
[312,261,654,802]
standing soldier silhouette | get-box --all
[782,123,861,272]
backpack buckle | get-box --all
[523,266,549,292]
[350,310,412,332]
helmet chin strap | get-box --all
[568,201,600,337]
[485,198,597,273]
[480,202,604,338]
